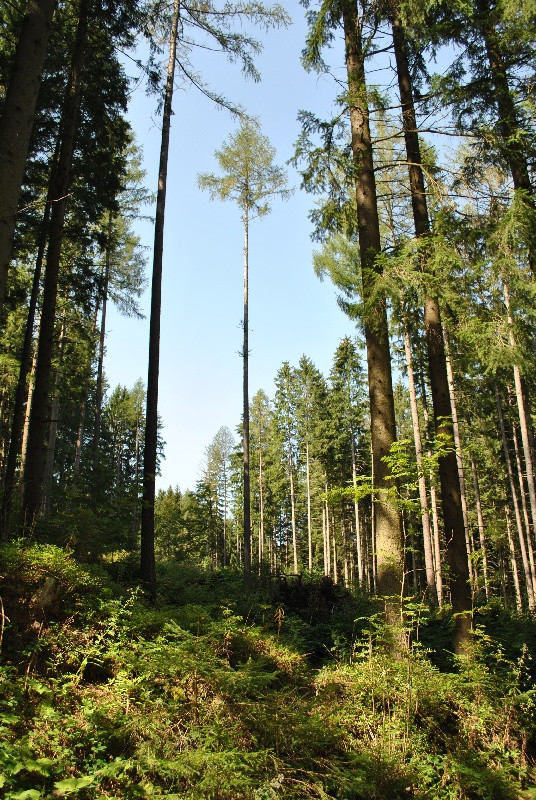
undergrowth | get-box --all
[1,541,535,799]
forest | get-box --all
[1,0,536,797]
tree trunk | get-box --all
[0,0,57,309]
[496,384,535,609]
[505,505,523,612]
[391,13,470,641]
[342,0,403,606]
[469,454,489,600]
[402,319,436,600]
[21,0,89,529]
[1,190,51,537]
[289,460,298,573]
[504,283,536,542]
[93,212,112,463]
[305,439,313,570]
[42,323,64,515]
[242,205,252,577]
[140,0,180,593]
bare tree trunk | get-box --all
[332,512,338,584]
[469,454,489,600]
[242,205,252,577]
[350,433,364,584]
[289,463,298,573]
[509,392,536,598]
[306,439,313,570]
[506,505,523,612]
[140,0,180,593]
[0,0,57,308]
[93,212,112,463]
[258,450,264,569]
[402,320,436,600]
[42,323,64,515]
[342,0,403,607]
[22,0,89,529]
[504,283,536,541]
[420,379,444,605]
[496,384,535,609]
[1,188,52,537]
[442,327,474,587]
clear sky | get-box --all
[104,1,362,492]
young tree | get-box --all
[198,119,290,577]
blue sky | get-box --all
[104,1,367,491]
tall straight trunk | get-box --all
[20,343,38,479]
[258,450,264,568]
[474,0,536,274]
[469,454,489,599]
[391,14,470,640]
[506,505,523,612]
[21,0,89,528]
[73,296,100,478]
[322,502,328,575]
[305,439,313,570]
[342,0,403,604]
[421,377,444,605]
[504,283,536,540]
[93,212,112,462]
[496,384,535,609]
[442,327,474,583]
[508,391,536,597]
[42,323,64,515]
[242,206,252,576]
[1,189,52,537]
[402,319,436,600]
[343,524,349,585]
[332,512,338,584]
[289,461,298,572]
[140,0,180,591]
[0,0,57,308]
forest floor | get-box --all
[1,540,536,799]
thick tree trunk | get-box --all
[342,0,403,606]
[0,0,57,309]
[242,207,252,577]
[140,0,180,592]
[21,0,89,529]
[391,14,470,642]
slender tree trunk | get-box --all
[1,190,52,537]
[305,439,313,570]
[508,390,536,597]
[342,0,403,606]
[506,505,523,612]
[332,512,338,584]
[402,319,436,600]
[421,378,444,605]
[0,0,57,308]
[93,212,112,463]
[504,283,536,541]
[242,205,252,577]
[469,454,489,600]
[258,450,264,569]
[496,384,535,609]
[42,323,64,515]
[289,461,298,572]
[140,0,180,592]
[21,0,89,529]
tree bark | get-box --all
[0,0,57,309]
[93,211,112,463]
[469,454,489,600]
[242,205,252,577]
[21,0,89,529]
[342,0,403,605]
[402,319,436,600]
[391,14,470,642]
[496,384,535,609]
[140,0,180,592]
